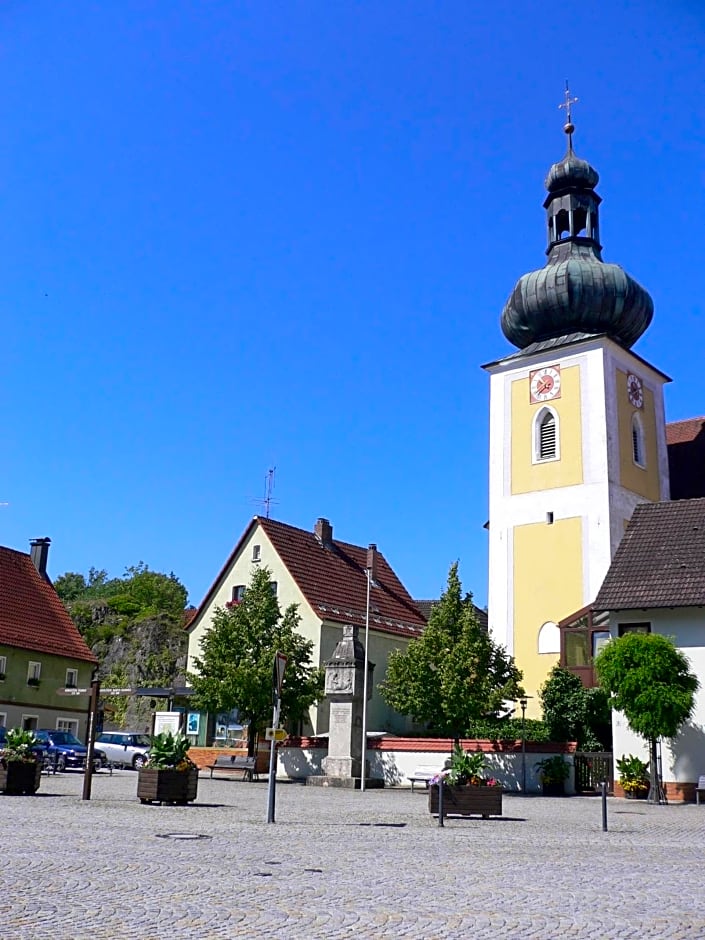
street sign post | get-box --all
[267,651,288,824]
[265,728,287,742]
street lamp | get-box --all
[518,695,533,793]
[360,565,372,793]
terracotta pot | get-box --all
[137,767,199,805]
[0,760,42,795]
[428,784,503,818]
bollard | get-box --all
[601,780,608,832]
[438,782,444,827]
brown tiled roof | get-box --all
[667,417,705,500]
[414,599,489,631]
[193,517,427,639]
[0,547,97,662]
[594,498,705,611]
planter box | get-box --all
[428,784,503,818]
[137,767,199,805]
[541,781,566,796]
[0,760,42,795]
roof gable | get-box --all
[594,498,705,611]
[0,547,97,663]
[191,517,427,639]
[667,417,705,500]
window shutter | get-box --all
[539,413,557,460]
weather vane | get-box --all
[558,80,578,146]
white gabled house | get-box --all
[187,516,428,741]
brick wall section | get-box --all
[189,747,270,774]
[613,780,696,802]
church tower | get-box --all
[483,96,670,712]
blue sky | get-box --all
[1,1,703,609]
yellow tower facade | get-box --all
[484,119,670,714]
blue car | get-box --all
[33,730,107,772]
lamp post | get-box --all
[360,566,371,793]
[519,696,532,793]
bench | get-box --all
[696,775,705,805]
[208,755,258,781]
[408,765,444,793]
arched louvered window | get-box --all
[535,408,558,461]
[632,414,645,467]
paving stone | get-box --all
[2,770,705,938]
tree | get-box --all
[595,633,699,800]
[188,567,324,756]
[539,665,612,750]
[380,563,523,736]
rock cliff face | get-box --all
[67,600,189,732]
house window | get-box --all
[534,407,559,462]
[537,621,560,654]
[564,630,590,667]
[270,581,278,597]
[252,544,261,562]
[0,655,6,679]
[231,585,246,603]
[592,631,611,657]
[27,661,41,686]
[65,668,78,689]
[618,622,651,637]
[22,715,38,731]
[56,718,79,735]
[631,414,645,467]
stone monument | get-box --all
[307,623,383,788]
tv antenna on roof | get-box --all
[252,467,278,519]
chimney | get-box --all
[366,543,377,582]
[314,517,333,547]
[30,537,51,579]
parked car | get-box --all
[33,730,107,772]
[95,731,151,769]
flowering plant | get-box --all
[616,754,649,795]
[432,745,501,788]
[0,728,40,764]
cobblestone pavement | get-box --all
[2,769,705,939]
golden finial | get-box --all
[558,80,578,148]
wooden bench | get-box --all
[695,775,705,805]
[208,755,258,781]
[408,765,444,793]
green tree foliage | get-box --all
[539,665,612,750]
[595,632,699,798]
[188,567,324,756]
[380,563,523,736]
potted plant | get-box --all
[136,731,199,805]
[0,729,42,794]
[428,745,503,818]
[616,754,649,799]
[535,755,570,796]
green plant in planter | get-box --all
[616,754,649,796]
[444,746,500,786]
[1,729,39,763]
[535,755,570,786]
[144,731,193,771]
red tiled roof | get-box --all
[414,598,488,631]
[193,517,427,639]
[667,417,705,500]
[594,498,705,611]
[0,546,97,663]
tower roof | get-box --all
[500,95,653,352]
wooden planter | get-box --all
[428,784,503,818]
[0,760,42,795]
[541,781,566,796]
[137,767,199,805]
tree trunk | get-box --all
[648,736,659,804]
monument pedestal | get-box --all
[306,775,384,789]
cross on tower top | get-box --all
[558,81,579,148]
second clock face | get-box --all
[530,365,561,403]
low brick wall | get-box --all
[189,747,270,774]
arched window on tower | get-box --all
[534,407,559,462]
[555,209,570,240]
[631,413,646,468]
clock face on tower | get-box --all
[627,373,643,408]
[529,365,561,403]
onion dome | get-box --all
[500,113,653,351]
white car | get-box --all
[95,731,151,769]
